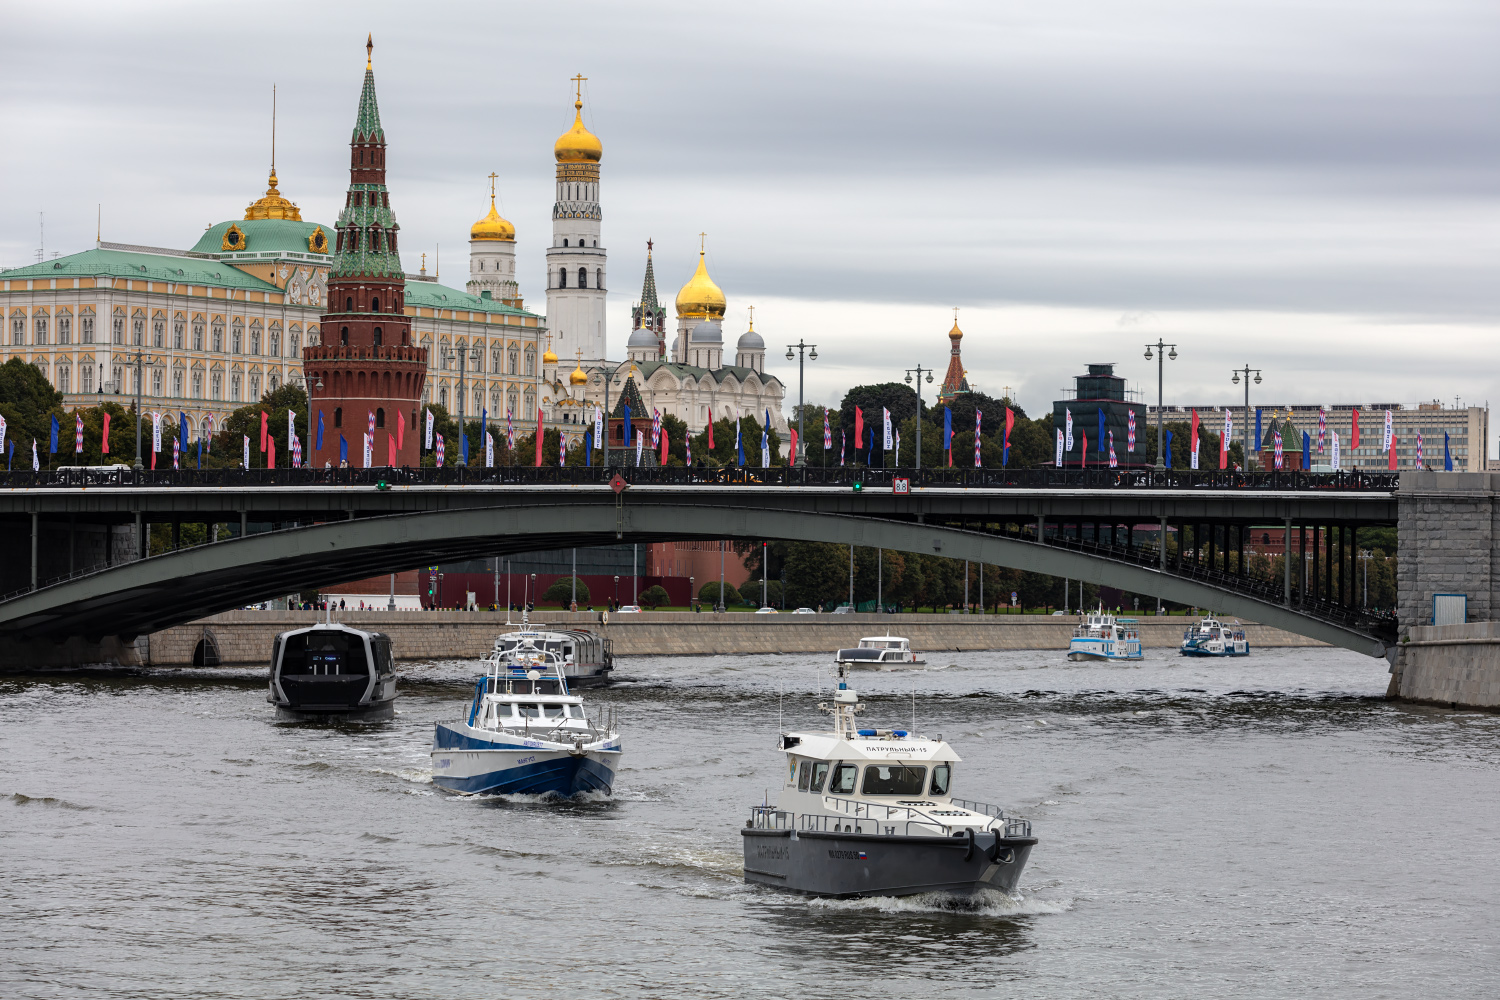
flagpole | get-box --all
[904,364,934,471]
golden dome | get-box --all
[569,364,588,386]
[470,197,515,242]
[543,344,559,364]
[554,101,602,163]
[948,319,963,341]
[675,251,726,319]
[244,169,302,221]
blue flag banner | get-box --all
[49,415,59,455]
[623,405,632,447]
[197,436,203,470]
[736,418,744,466]
[585,429,592,467]
[1097,408,1105,455]
[867,426,876,466]
[316,410,325,451]
[1164,429,1174,469]
[339,434,348,464]
[7,439,13,470]
[1254,409,1262,451]
[461,428,470,465]
[943,408,952,451]
[1302,431,1311,470]
[481,408,488,445]
[1445,431,1453,471]
[179,412,189,451]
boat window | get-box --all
[797,761,812,791]
[828,763,858,794]
[517,703,541,718]
[809,761,829,793]
[278,630,362,675]
[930,764,951,796]
[862,764,928,796]
[542,704,565,718]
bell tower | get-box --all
[545,75,607,364]
[306,36,427,468]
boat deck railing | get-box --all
[816,794,1031,837]
[747,806,794,830]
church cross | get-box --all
[699,232,706,253]
[572,74,587,101]
[488,172,498,199]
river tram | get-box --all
[1066,609,1143,662]
[834,635,927,667]
[740,661,1035,898]
[267,621,397,720]
[431,634,621,797]
[1180,617,1250,657]
[486,624,614,687]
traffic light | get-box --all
[376,479,390,491]
[852,481,863,492]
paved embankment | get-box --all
[147,610,1328,665]
[1387,621,1500,710]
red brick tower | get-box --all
[305,37,426,468]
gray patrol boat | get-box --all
[741,661,1036,898]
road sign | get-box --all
[892,477,910,495]
[1011,591,1018,605]
[610,474,628,494]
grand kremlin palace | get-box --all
[0,167,545,440]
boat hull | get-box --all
[1066,643,1142,662]
[430,724,620,796]
[1179,645,1251,657]
[742,828,1035,898]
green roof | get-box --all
[354,66,384,141]
[2,248,280,292]
[190,219,333,257]
[403,279,541,319]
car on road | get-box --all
[755,606,778,614]
[793,607,816,614]
[618,605,642,614]
[831,605,855,614]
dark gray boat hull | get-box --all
[742,828,1036,898]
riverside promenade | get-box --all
[146,610,1328,666]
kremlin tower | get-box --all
[545,76,607,365]
[467,173,520,307]
[937,310,970,404]
[306,37,427,467]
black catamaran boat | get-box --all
[267,622,397,720]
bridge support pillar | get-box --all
[30,513,37,592]
[134,512,143,561]
[1284,518,1292,606]
[1159,518,1167,571]
[240,512,247,539]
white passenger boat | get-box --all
[1179,617,1249,657]
[487,624,614,687]
[741,660,1035,898]
[834,635,927,667]
[431,634,621,797]
[267,621,397,720]
[1066,609,1143,661]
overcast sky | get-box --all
[2,1,1495,443]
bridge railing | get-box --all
[0,465,1400,491]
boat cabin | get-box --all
[268,622,396,718]
[834,635,923,665]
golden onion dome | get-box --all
[543,344,559,364]
[948,319,964,341]
[470,197,515,242]
[570,364,588,386]
[244,169,302,221]
[554,101,603,163]
[675,251,726,319]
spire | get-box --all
[244,84,301,220]
[354,36,384,142]
[939,308,970,403]
[639,240,660,313]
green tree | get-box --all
[542,576,590,608]
[698,581,740,606]
[781,541,850,609]
[219,383,311,468]
[639,584,671,609]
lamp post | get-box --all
[613,574,620,608]
[1360,548,1372,606]
[290,372,324,468]
[784,339,818,466]
[125,349,158,470]
[903,364,935,469]
[442,344,482,462]
[1143,340,1177,470]
[1230,365,1262,470]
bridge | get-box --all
[0,466,1401,663]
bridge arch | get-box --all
[0,503,1386,657]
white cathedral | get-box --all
[465,85,786,447]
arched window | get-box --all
[371,296,380,313]
[172,370,182,397]
[578,267,587,288]
[211,319,224,352]
[1263,533,1271,546]
[558,268,567,288]
[334,407,343,428]
[153,318,164,347]
[563,239,569,247]
[211,372,222,399]
[474,388,482,414]
[346,296,354,312]
[596,268,603,289]
[82,314,94,343]
[172,318,183,349]
[288,328,299,354]
[249,328,261,355]
[269,329,280,356]
[34,314,49,345]
[509,349,519,375]
[375,407,385,428]
[192,319,203,351]
[192,371,203,398]
[439,386,449,407]
[373,327,383,347]
[132,315,144,345]
[340,327,349,346]
[59,313,72,344]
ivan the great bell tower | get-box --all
[307,37,427,468]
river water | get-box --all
[3,646,1498,999]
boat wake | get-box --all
[806,887,1071,917]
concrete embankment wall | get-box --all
[1388,621,1500,710]
[147,610,1328,666]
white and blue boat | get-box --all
[1179,617,1249,657]
[431,634,622,797]
[1066,609,1143,661]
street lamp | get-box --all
[903,365,935,470]
[613,574,620,607]
[1230,365,1263,470]
[785,339,818,466]
[1360,548,1372,606]
[289,372,324,468]
[125,348,159,471]
[1143,340,1177,471]
[441,343,483,463]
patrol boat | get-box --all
[431,633,621,797]
[740,662,1036,898]
[835,635,927,667]
[486,624,614,688]
[1066,608,1143,661]
[267,621,397,720]
[1180,616,1249,657]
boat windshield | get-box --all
[837,648,883,660]
[930,764,951,796]
[828,763,859,794]
[862,764,927,796]
[280,631,363,675]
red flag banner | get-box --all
[1388,431,1397,470]
[1351,409,1361,450]
[534,408,544,467]
[854,407,864,452]
[388,432,397,467]
[102,413,110,455]
[267,435,275,470]
[1080,431,1088,469]
[789,427,799,467]
[661,427,669,465]
[708,418,715,450]
[396,409,405,450]
[259,411,269,452]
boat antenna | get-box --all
[778,681,784,734]
[911,675,916,735]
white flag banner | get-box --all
[594,405,604,448]
[882,407,892,450]
[363,432,373,468]
[636,430,644,465]
[1223,410,1233,449]
[288,410,296,449]
[1055,428,1064,467]
[1065,409,1074,451]
[242,434,250,469]
[32,438,38,472]
[0,415,7,453]
[1191,443,1199,469]
[485,432,494,468]
[425,409,434,449]
[560,434,568,467]
[151,411,161,453]
[1332,428,1341,470]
